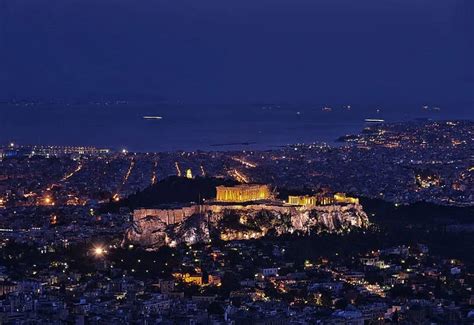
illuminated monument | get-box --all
[287,195,334,206]
[333,193,359,204]
[288,193,359,206]
[216,184,273,203]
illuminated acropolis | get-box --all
[288,193,359,206]
[287,195,334,206]
[216,184,273,203]
[333,193,359,204]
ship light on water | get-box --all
[143,116,163,120]
[365,118,385,123]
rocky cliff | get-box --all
[125,203,370,248]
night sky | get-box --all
[0,0,472,112]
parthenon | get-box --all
[216,184,273,203]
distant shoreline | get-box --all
[210,142,257,147]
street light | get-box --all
[92,245,107,257]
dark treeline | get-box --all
[101,176,237,212]
[280,198,474,267]
[361,198,474,227]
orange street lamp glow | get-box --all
[93,246,106,257]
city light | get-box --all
[0,119,471,323]
[0,1,471,321]
[43,196,53,205]
[92,245,107,257]
[186,168,193,179]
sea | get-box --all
[0,103,472,152]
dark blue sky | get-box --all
[0,0,472,112]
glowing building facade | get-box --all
[288,193,359,206]
[216,184,273,202]
[186,169,193,179]
[288,195,334,206]
[333,193,359,204]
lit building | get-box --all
[173,273,203,286]
[29,145,110,157]
[216,184,273,202]
[333,193,359,204]
[288,193,359,206]
[288,195,334,206]
[186,168,193,179]
[0,281,17,297]
[208,274,222,286]
[415,173,441,188]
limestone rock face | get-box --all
[167,214,210,246]
[125,215,168,247]
[125,203,370,249]
[292,204,368,232]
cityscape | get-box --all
[0,120,473,324]
[1,0,473,324]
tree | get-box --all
[220,272,241,297]
[207,302,224,315]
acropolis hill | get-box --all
[126,184,370,248]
